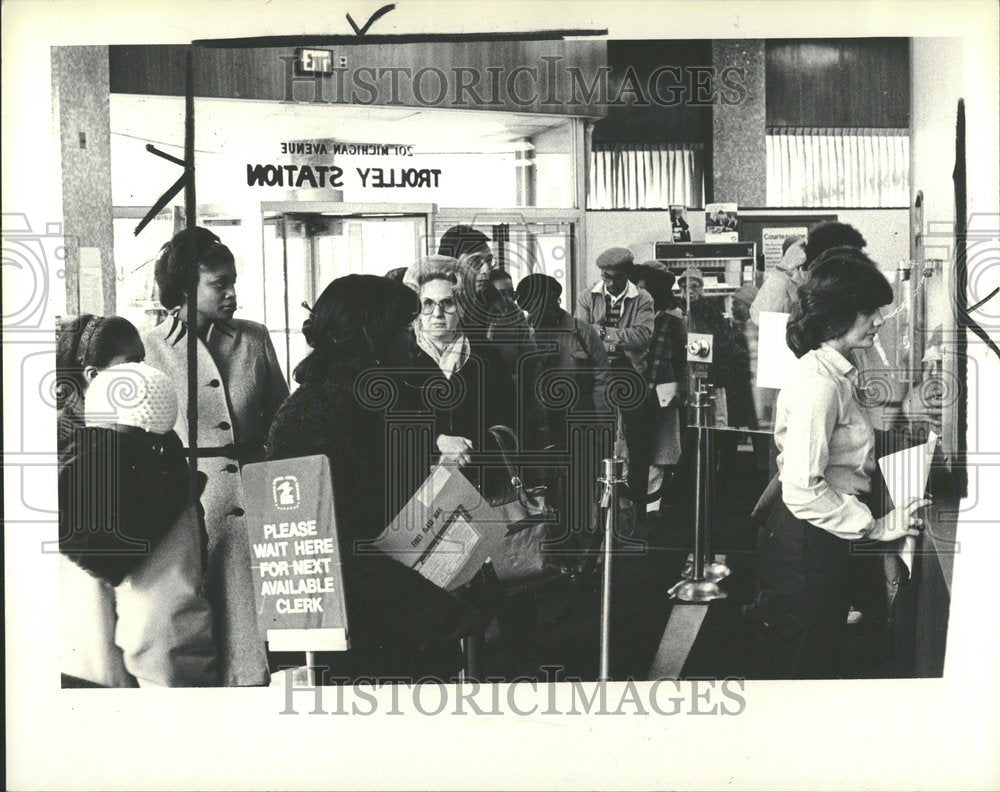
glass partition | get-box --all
[261,205,432,385]
[432,216,577,307]
[673,255,950,441]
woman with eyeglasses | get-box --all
[266,274,481,681]
[403,255,515,494]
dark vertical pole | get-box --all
[281,217,291,379]
[953,99,968,497]
[184,47,199,507]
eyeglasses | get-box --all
[467,251,495,269]
[420,297,458,315]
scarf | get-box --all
[415,331,470,380]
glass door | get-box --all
[432,213,579,308]
[261,202,435,386]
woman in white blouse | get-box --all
[748,246,928,679]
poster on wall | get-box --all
[669,205,691,241]
[762,226,808,271]
[705,202,739,242]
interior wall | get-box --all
[712,40,767,205]
[910,39,962,259]
[53,46,115,315]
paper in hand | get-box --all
[878,431,938,575]
[756,312,798,390]
[655,382,678,407]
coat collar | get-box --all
[591,280,639,301]
[162,309,237,347]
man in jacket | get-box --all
[576,247,655,374]
[575,247,655,501]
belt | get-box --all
[182,438,265,460]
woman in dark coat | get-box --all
[403,255,517,498]
[266,274,481,682]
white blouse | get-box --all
[774,343,878,539]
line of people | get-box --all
[56,220,915,685]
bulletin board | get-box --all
[738,213,837,272]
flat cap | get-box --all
[596,247,634,270]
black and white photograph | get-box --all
[4,1,999,789]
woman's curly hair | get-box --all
[294,274,420,385]
[786,246,893,358]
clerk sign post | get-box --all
[242,455,349,653]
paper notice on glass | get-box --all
[755,312,797,390]
[762,227,808,272]
[375,465,501,591]
[655,382,678,407]
[412,511,479,589]
[878,432,938,575]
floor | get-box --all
[478,445,899,682]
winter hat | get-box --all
[677,266,704,286]
[732,282,758,307]
[84,362,178,434]
[437,225,491,260]
[596,247,634,270]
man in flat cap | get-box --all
[576,247,654,373]
[576,246,655,500]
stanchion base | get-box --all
[670,578,728,603]
[704,561,731,581]
[681,560,731,583]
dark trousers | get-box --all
[749,498,853,679]
[608,358,654,501]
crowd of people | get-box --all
[55,220,925,685]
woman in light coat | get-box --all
[142,227,288,686]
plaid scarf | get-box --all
[645,311,687,386]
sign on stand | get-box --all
[242,455,349,652]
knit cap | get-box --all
[84,362,178,434]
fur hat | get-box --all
[84,362,178,434]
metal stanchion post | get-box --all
[701,419,731,583]
[598,456,625,682]
[305,650,316,687]
[672,379,727,603]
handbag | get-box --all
[485,425,558,582]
